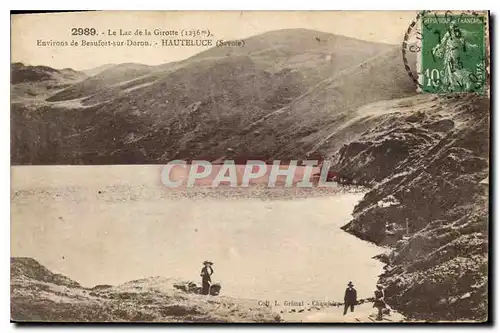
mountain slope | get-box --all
[11,30,415,165]
[188,29,393,82]
[336,94,489,321]
[11,63,87,101]
[233,47,416,159]
[81,63,116,77]
[46,63,155,102]
[11,257,280,323]
[11,63,86,84]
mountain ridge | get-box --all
[11,29,414,165]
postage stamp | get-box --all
[10,11,490,324]
[419,12,488,94]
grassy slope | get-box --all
[235,47,416,159]
[11,257,280,323]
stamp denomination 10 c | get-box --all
[420,12,488,94]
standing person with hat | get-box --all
[200,261,214,295]
[373,284,387,320]
[343,281,357,315]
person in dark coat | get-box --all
[343,281,357,315]
[373,284,387,320]
[200,261,214,295]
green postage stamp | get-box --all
[419,11,488,94]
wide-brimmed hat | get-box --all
[203,260,214,265]
[347,281,354,287]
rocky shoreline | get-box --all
[337,95,489,321]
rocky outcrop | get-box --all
[11,257,80,288]
[338,95,489,321]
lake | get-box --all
[11,165,384,303]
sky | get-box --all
[11,11,418,70]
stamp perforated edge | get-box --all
[403,10,490,95]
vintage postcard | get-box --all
[10,10,490,323]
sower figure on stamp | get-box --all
[431,20,478,90]
[200,261,214,295]
[343,281,357,315]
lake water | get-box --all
[11,165,384,303]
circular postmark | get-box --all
[401,10,428,90]
[402,10,487,94]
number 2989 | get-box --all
[71,28,97,36]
